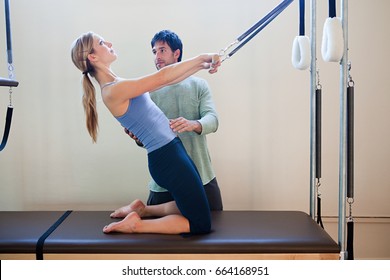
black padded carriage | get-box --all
[0,210,340,260]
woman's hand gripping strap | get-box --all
[209,54,221,74]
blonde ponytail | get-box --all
[82,74,98,142]
[71,32,99,142]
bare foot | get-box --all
[110,199,146,218]
[103,212,141,234]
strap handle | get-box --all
[0,106,13,151]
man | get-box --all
[128,30,223,210]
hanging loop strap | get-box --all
[0,87,15,152]
[292,0,310,70]
[292,37,310,70]
[220,0,293,62]
[321,0,344,62]
[0,105,13,152]
[1,0,18,152]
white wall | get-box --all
[0,0,389,259]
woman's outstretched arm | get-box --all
[108,54,220,102]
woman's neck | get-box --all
[95,69,118,89]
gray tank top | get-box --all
[115,93,176,153]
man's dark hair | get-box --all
[151,30,183,62]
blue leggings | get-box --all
[148,137,211,234]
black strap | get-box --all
[329,0,337,18]
[316,196,324,229]
[347,219,354,260]
[5,0,13,64]
[0,106,13,152]
[36,210,73,260]
[299,0,305,36]
[237,0,293,42]
[228,0,293,58]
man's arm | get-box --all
[196,79,219,135]
[169,79,218,135]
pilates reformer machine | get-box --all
[0,0,355,260]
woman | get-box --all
[71,32,221,235]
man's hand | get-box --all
[169,117,202,134]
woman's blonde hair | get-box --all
[71,32,99,142]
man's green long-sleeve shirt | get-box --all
[148,76,219,192]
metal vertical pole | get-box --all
[309,0,317,219]
[338,0,348,260]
